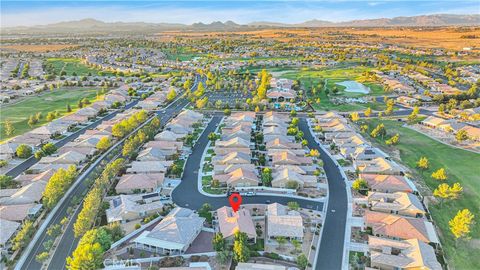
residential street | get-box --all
[5,99,139,177]
[171,116,325,210]
[299,118,348,270]
[15,96,190,270]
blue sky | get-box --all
[1,1,479,27]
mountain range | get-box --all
[2,14,479,34]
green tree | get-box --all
[43,166,77,209]
[36,252,49,263]
[276,236,287,249]
[4,120,15,136]
[296,254,309,270]
[261,168,273,186]
[455,130,469,141]
[309,149,320,158]
[212,233,226,252]
[195,96,208,109]
[416,157,429,170]
[28,115,38,127]
[287,201,300,211]
[96,137,111,152]
[350,112,360,122]
[407,106,420,122]
[112,123,126,138]
[46,111,56,122]
[370,123,386,138]
[385,98,395,115]
[195,82,205,97]
[233,231,250,263]
[66,238,104,270]
[42,143,57,155]
[352,178,369,195]
[360,124,368,133]
[0,175,17,188]
[34,150,44,159]
[385,133,400,145]
[12,220,35,251]
[166,88,177,102]
[47,224,62,238]
[431,168,447,181]
[208,132,218,143]
[292,239,301,253]
[448,182,463,200]
[364,107,372,117]
[449,209,475,244]
[216,250,231,264]
[433,183,450,205]
[16,144,32,158]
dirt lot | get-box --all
[158,27,480,51]
[0,44,78,52]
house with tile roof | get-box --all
[271,168,316,188]
[0,218,20,251]
[364,211,439,244]
[368,236,442,270]
[360,174,415,194]
[355,157,403,175]
[134,207,205,255]
[115,173,165,194]
[236,263,286,270]
[106,193,164,223]
[214,167,259,187]
[367,192,426,218]
[265,203,303,241]
[215,206,256,242]
[0,203,42,222]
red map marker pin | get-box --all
[228,193,242,213]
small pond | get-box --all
[335,81,370,94]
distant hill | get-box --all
[2,14,479,34]
[336,14,480,27]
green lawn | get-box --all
[163,47,203,61]
[46,58,112,76]
[281,67,387,112]
[361,119,480,269]
[0,88,103,142]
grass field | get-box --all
[0,88,103,142]
[163,47,203,61]
[46,58,111,76]
[281,67,387,111]
[362,118,480,270]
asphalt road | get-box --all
[45,97,190,270]
[171,116,324,211]
[5,100,139,178]
[299,118,348,270]
[17,76,199,270]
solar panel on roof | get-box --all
[142,192,160,199]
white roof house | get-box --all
[106,193,164,223]
[0,218,20,247]
[134,207,205,255]
[236,263,286,270]
[126,161,171,174]
[266,203,304,240]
